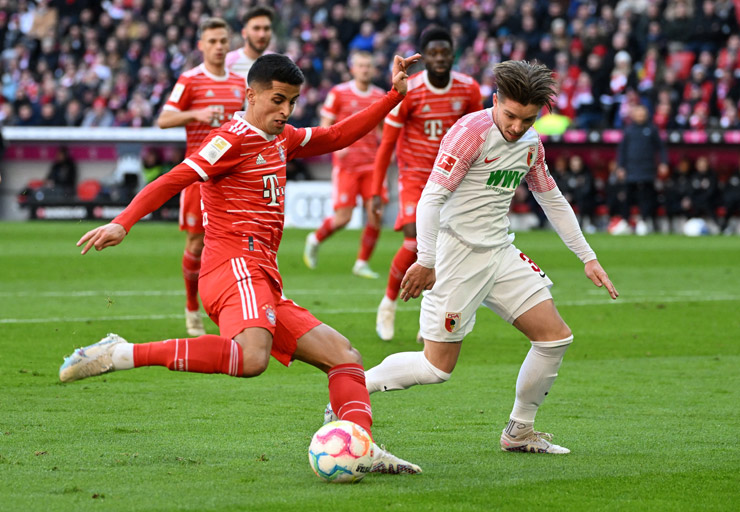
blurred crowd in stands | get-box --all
[2,0,740,131]
[3,0,740,233]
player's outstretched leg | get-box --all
[59,333,127,382]
[370,443,422,474]
[500,423,570,454]
[352,224,381,279]
[352,260,379,279]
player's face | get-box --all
[246,81,301,135]
[198,27,229,68]
[492,94,541,142]
[242,15,272,54]
[350,55,374,84]
[423,40,453,78]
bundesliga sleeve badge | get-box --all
[444,312,461,333]
[433,152,458,178]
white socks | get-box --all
[509,336,573,425]
[112,343,135,370]
[365,351,450,394]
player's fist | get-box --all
[77,223,127,255]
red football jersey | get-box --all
[163,64,247,156]
[320,81,385,171]
[384,70,482,181]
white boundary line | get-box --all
[1,293,737,324]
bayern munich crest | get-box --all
[278,145,286,162]
[264,305,276,326]
[444,312,461,333]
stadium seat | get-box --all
[77,180,102,201]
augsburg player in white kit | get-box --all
[328,60,619,454]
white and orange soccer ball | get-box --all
[308,420,374,483]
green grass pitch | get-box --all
[1,221,738,511]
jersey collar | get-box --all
[233,111,275,141]
[422,70,453,94]
[199,63,230,82]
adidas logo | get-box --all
[206,90,215,97]
[421,104,431,113]
[256,154,266,164]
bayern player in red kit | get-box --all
[303,51,386,279]
[157,18,246,337]
[60,53,423,474]
[372,26,483,340]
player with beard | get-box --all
[157,17,247,337]
[372,26,483,341]
[303,51,387,278]
[226,6,273,81]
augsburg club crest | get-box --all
[445,312,461,333]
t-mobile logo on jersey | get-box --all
[424,119,444,140]
[262,174,283,206]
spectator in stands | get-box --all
[720,160,740,234]
[690,155,720,228]
[141,147,166,184]
[615,104,669,235]
[567,154,597,232]
[663,156,694,232]
[605,159,630,234]
[81,97,114,127]
[45,146,77,199]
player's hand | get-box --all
[585,259,618,300]
[400,263,436,302]
[77,223,127,255]
[193,107,218,124]
[368,195,383,226]
[391,54,422,96]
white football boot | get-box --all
[352,260,379,279]
[370,444,422,474]
[323,403,339,425]
[376,297,396,340]
[500,429,570,454]
[185,308,206,336]
[303,232,319,269]
[59,333,127,383]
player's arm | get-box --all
[157,107,218,128]
[77,164,200,254]
[157,77,216,128]
[289,54,420,160]
[527,141,618,299]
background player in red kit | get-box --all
[60,53,423,474]
[303,51,386,279]
[158,18,247,336]
[372,26,483,341]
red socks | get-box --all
[386,237,417,301]
[357,225,380,262]
[328,363,373,438]
[315,217,336,242]
[133,335,243,376]
[182,249,201,312]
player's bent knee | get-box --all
[241,356,269,377]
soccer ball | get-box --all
[308,420,374,483]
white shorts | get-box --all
[419,230,553,342]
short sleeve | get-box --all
[320,88,339,120]
[183,128,243,180]
[164,75,192,112]
[384,96,409,129]
[429,114,489,192]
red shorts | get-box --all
[179,182,204,234]
[332,166,388,210]
[198,257,321,366]
[394,175,428,230]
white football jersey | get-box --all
[427,109,556,248]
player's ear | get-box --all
[245,87,256,106]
